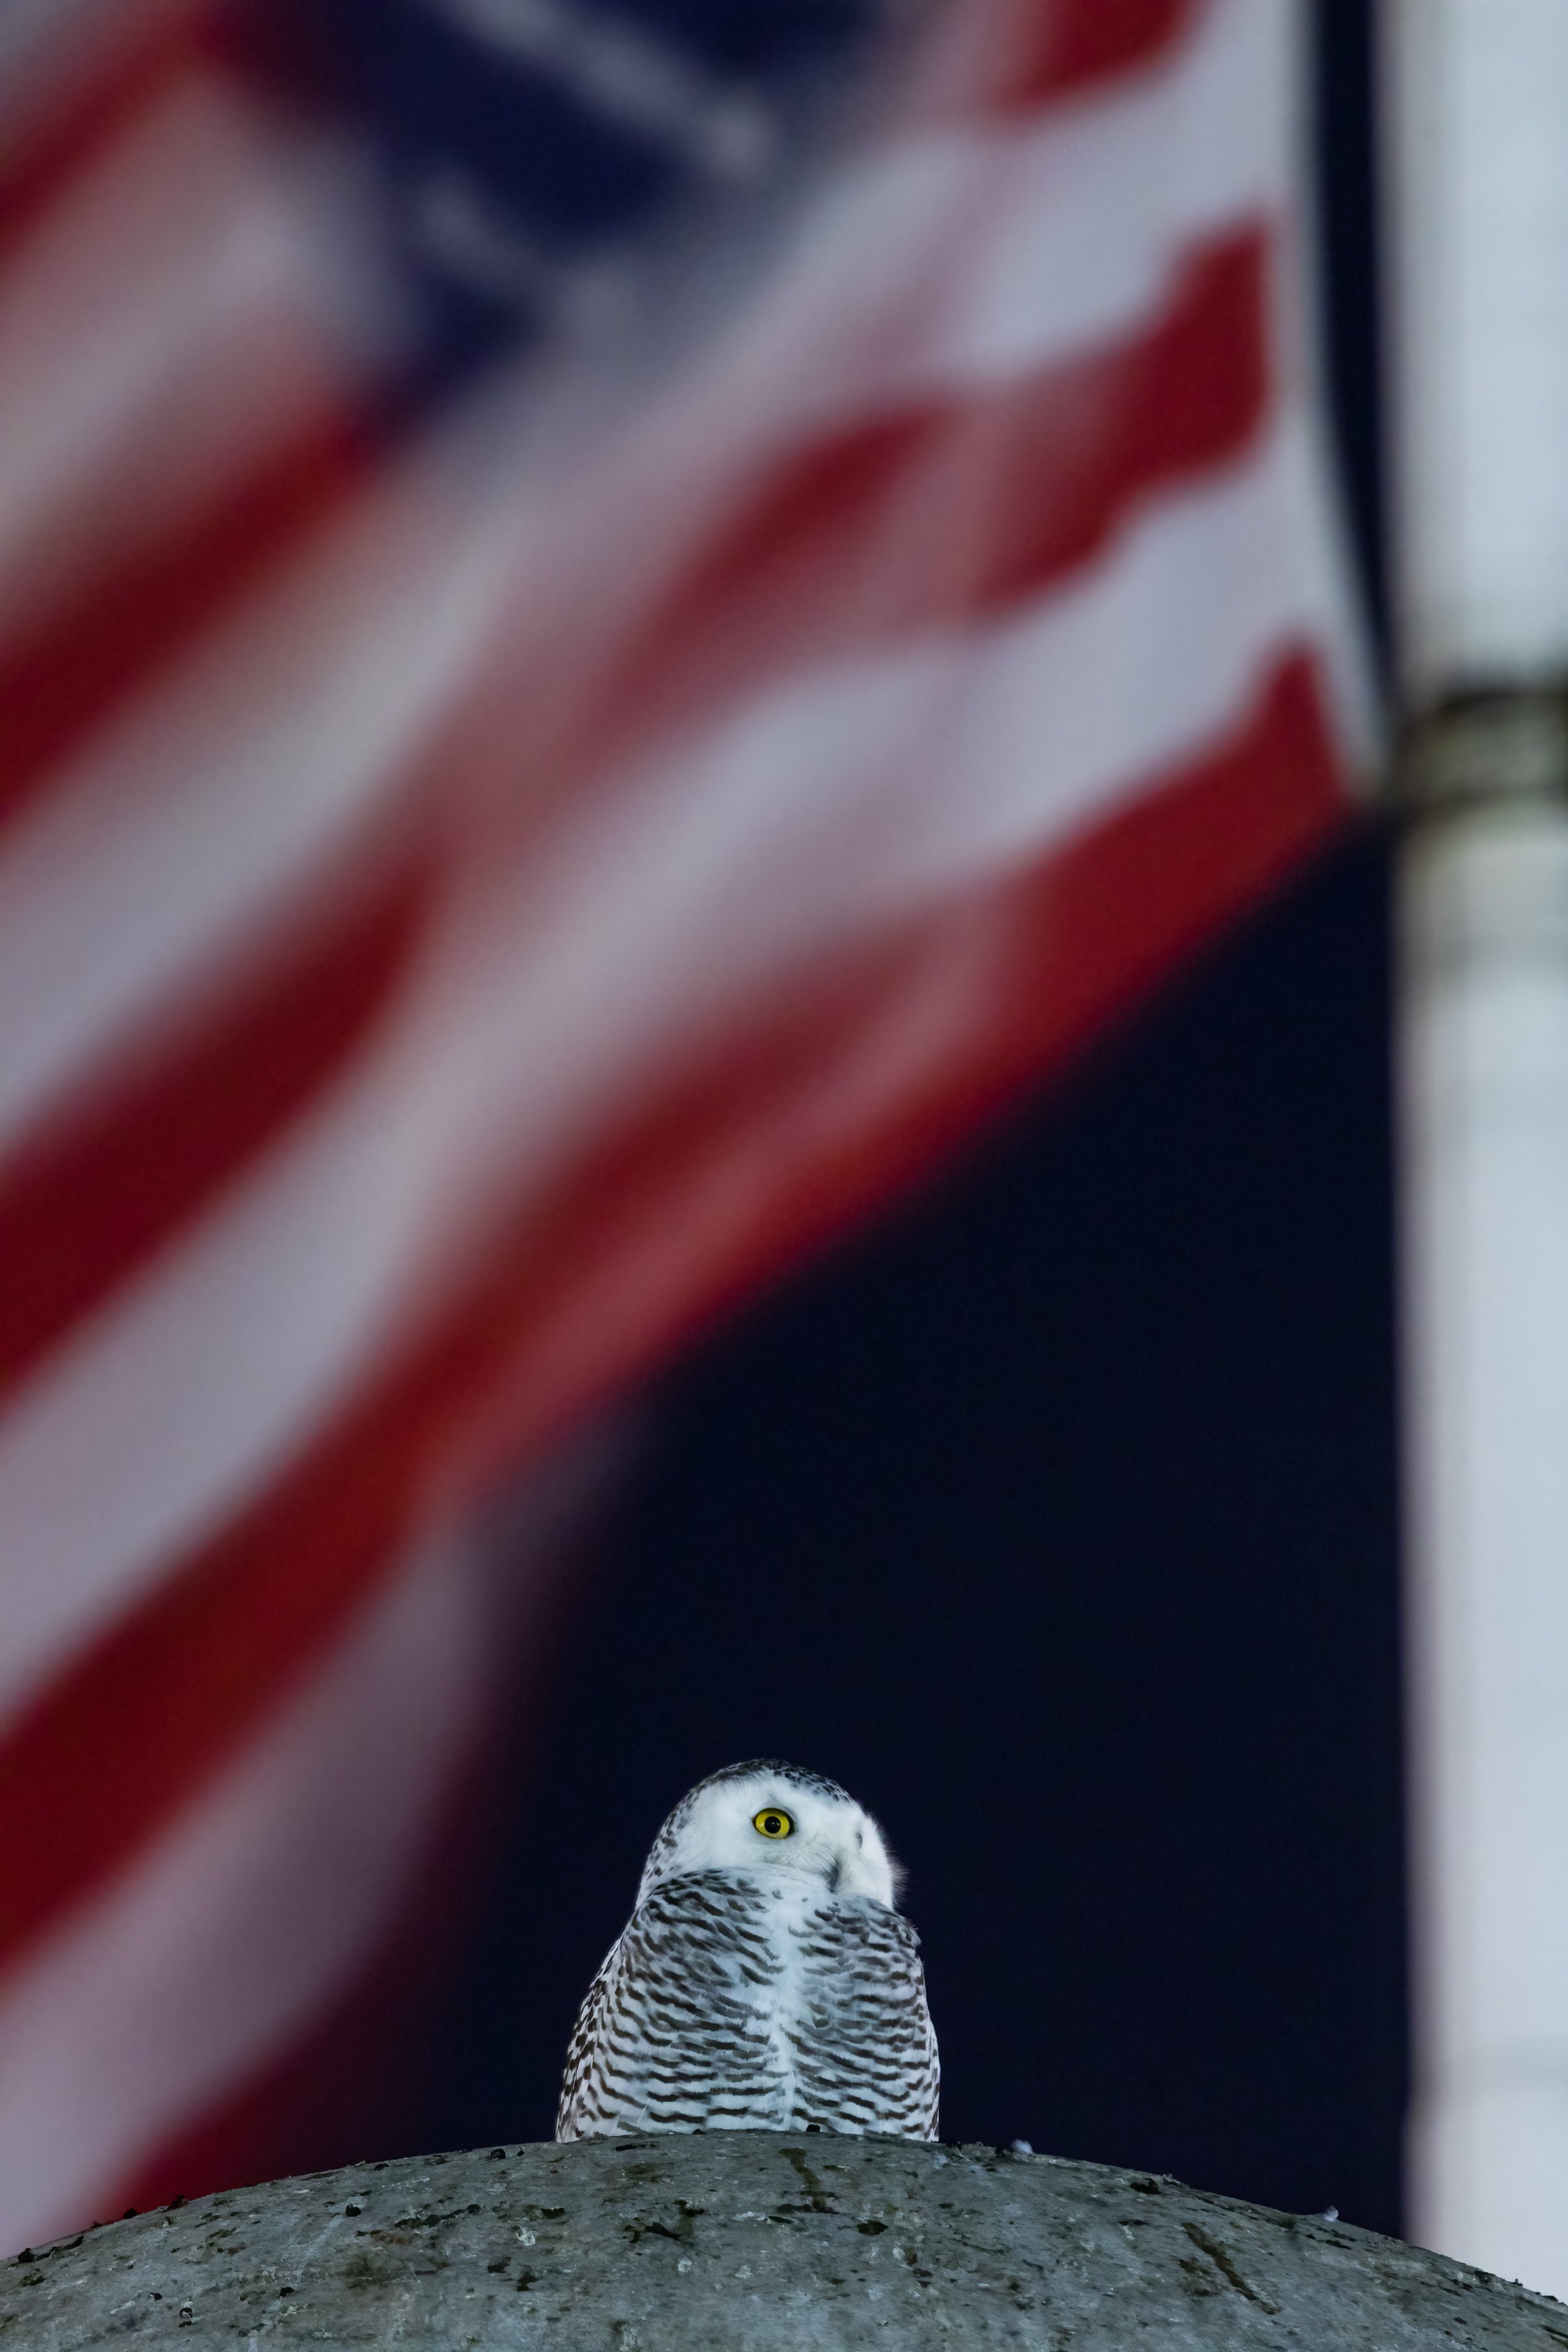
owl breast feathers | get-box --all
[556,1760,940,2142]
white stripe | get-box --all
[0,977,506,1729]
[0,1522,491,2251]
[465,416,1335,1068]
[682,0,1287,428]
[431,0,776,181]
[0,462,528,1158]
[0,74,368,648]
[0,416,1336,1728]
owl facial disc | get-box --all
[637,1759,901,1907]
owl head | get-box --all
[637,1759,904,1909]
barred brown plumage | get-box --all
[556,1761,939,2141]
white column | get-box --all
[1385,0,1568,2297]
[1384,1,1568,686]
[1399,707,1568,2296]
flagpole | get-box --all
[1385,0,1568,2296]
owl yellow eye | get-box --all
[753,1807,794,1840]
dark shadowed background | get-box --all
[400,0,1406,2233]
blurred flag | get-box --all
[0,0,1365,2243]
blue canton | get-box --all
[291,0,890,393]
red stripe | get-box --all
[0,419,368,839]
[922,0,1209,125]
[0,647,1348,1978]
[548,228,1271,773]
[0,0,209,261]
[1002,0,1208,106]
[0,845,432,1396]
[105,1518,601,2216]
[105,1732,504,2223]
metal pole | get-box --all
[1385,0,1568,2296]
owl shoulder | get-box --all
[627,1868,766,1931]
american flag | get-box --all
[0,0,1366,2243]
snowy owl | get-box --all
[556,1759,939,2141]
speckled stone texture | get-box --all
[3,2135,1565,2349]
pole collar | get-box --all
[1395,686,1568,818]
